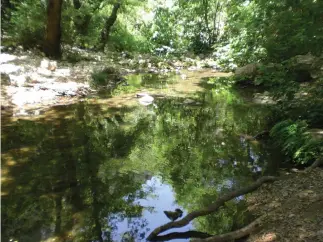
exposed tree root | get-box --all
[147,176,277,241]
[305,158,323,172]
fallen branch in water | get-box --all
[147,231,212,241]
[147,176,277,241]
[192,215,266,242]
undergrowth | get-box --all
[270,120,323,165]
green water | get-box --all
[1,73,282,242]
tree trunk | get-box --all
[43,0,63,59]
[98,1,121,51]
[202,0,210,45]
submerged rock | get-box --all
[183,98,195,105]
[183,98,202,106]
[136,93,154,106]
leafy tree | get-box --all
[98,0,121,50]
[220,0,323,65]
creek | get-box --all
[1,71,283,242]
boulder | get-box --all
[9,74,27,86]
[40,58,57,71]
[0,64,23,74]
[289,53,323,81]
[40,59,50,69]
[235,63,260,78]
[291,53,318,69]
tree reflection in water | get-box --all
[2,76,282,241]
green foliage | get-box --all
[7,0,46,47]
[112,84,138,96]
[269,78,323,127]
[4,0,227,54]
[109,21,152,52]
[91,71,110,86]
[254,64,300,100]
[5,0,322,58]
[91,67,121,87]
[205,76,236,88]
[217,0,323,66]
[270,120,323,164]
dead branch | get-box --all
[192,215,266,242]
[147,176,277,241]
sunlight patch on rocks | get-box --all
[0,53,17,63]
[0,64,23,74]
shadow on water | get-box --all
[1,72,283,242]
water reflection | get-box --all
[113,177,192,242]
[2,74,282,242]
[126,73,178,89]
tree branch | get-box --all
[98,1,121,50]
[192,215,266,242]
[147,176,277,241]
[149,231,212,241]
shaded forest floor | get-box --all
[247,168,323,242]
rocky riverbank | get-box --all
[247,168,323,242]
[1,46,221,116]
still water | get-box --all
[1,72,281,242]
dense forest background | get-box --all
[2,0,322,61]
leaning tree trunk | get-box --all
[98,1,121,51]
[43,0,63,59]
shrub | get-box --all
[7,0,46,48]
[91,67,123,87]
[270,120,323,165]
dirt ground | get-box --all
[246,168,323,242]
